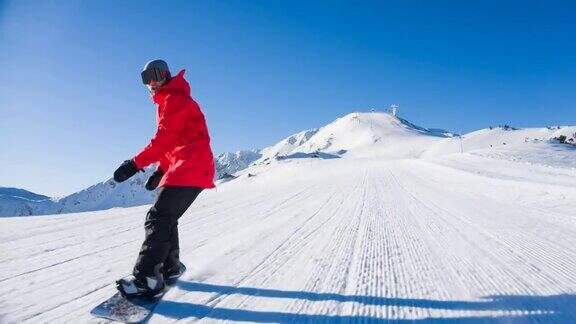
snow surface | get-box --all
[2,112,576,322]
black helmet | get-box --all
[141,59,171,84]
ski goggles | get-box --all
[141,68,167,85]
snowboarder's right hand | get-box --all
[145,169,164,191]
[114,160,141,183]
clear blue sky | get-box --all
[1,1,574,197]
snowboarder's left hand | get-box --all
[114,160,141,183]
[145,169,164,190]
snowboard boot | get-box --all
[164,250,186,285]
[164,261,186,285]
[116,263,165,299]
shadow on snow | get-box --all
[151,281,576,323]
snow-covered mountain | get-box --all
[424,124,576,157]
[279,112,451,159]
[254,129,320,164]
[0,187,52,217]
[251,112,453,166]
[2,111,575,217]
[215,150,262,179]
[0,187,50,201]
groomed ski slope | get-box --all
[2,150,576,323]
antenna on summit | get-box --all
[390,104,398,117]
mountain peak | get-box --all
[249,111,452,165]
[291,111,450,158]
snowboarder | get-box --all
[112,59,215,299]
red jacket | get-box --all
[133,70,215,189]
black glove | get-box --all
[145,169,164,191]
[113,160,141,183]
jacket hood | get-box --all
[152,69,190,104]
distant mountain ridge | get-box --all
[215,150,262,179]
[3,111,575,217]
[0,187,50,201]
[0,148,267,217]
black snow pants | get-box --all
[133,186,203,278]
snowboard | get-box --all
[90,284,173,323]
